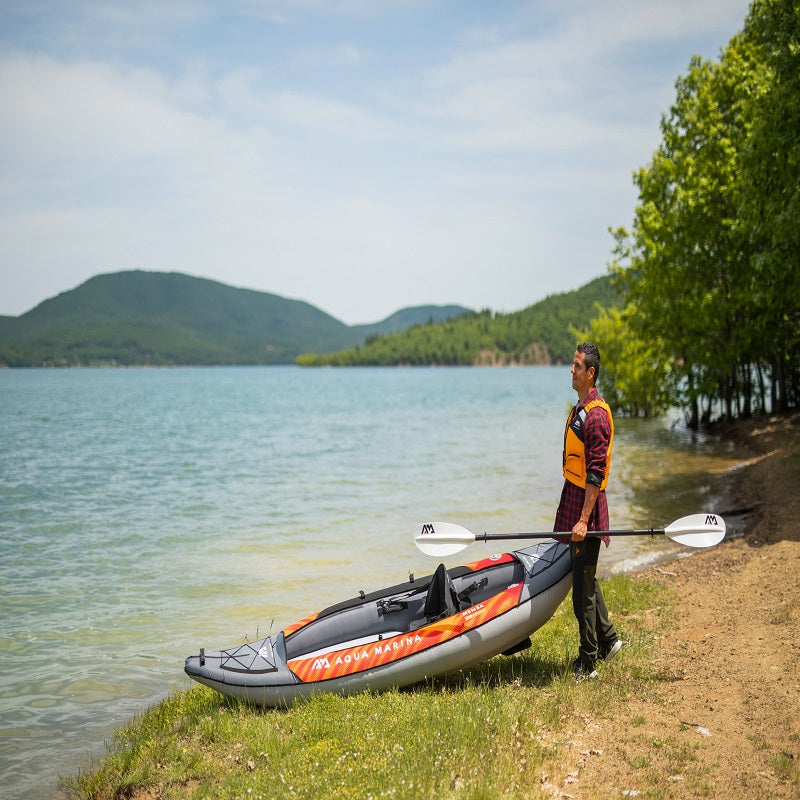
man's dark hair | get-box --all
[576,342,601,383]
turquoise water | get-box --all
[0,367,739,798]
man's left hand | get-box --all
[571,520,588,542]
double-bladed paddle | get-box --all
[414,513,727,557]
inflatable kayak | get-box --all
[184,539,570,706]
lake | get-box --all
[0,366,741,798]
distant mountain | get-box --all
[352,305,473,339]
[0,271,471,367]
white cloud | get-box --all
[0,55,283,203]
[0,56,205,162]
[417,0,744,160]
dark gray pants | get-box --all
[570,537,617,666]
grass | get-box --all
[773,751,800,785]
[65,574,674,800]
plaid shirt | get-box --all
[554,387,612,545]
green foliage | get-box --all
[573,304,673,417]
[298,276,618,367]
[735,0,800,413]
[609,0,800,424]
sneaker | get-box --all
[601,639,623,661]
[572,657,598,680]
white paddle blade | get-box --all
[664,513,726,548]
[414,522,475,557]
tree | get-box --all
[612,43,754,425]
[736,0,800,411]
[607,0,800,423]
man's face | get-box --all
[571,350,594,395]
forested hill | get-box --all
[0,271,471,366]
[297,276,618,367]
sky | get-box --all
[0,0,752,325]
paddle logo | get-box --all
[705,515,718,526]
[419,523,436,536]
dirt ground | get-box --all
[549,412,800,799]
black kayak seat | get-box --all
[423,563,462,621]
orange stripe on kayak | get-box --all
[461,552,516,571]
[288,582,524,683]
[282,610,320,637]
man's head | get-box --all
[571,343,600,399]
[576,342,600,384]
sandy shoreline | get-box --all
[548,411,800,799]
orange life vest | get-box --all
[562,397,614,490]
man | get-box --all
[555,343,621,678]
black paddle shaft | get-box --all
[476,528,664,542]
